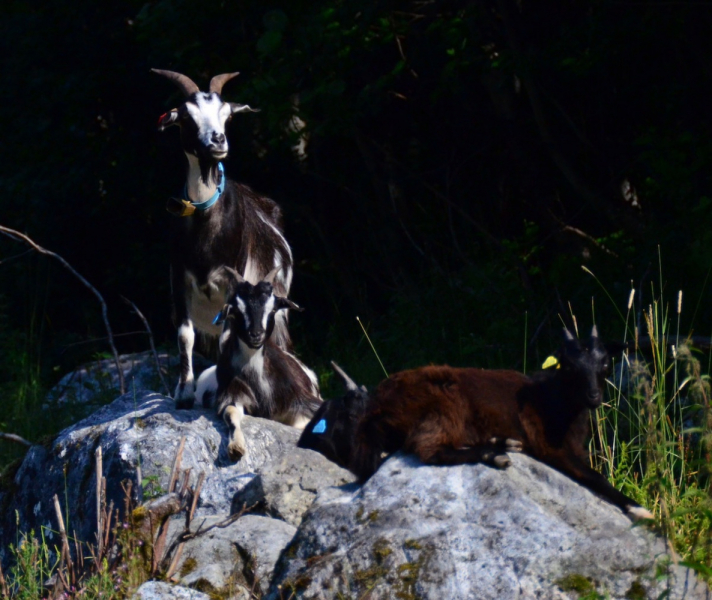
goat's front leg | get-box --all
[174,318,196,408]
[423,445,513,469]
[172,265,195,408]
[224,404,247,461]
[217,377,257,462]
[548,455,654,521]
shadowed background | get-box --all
[1,0,712,449]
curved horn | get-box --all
[151,69,200,97]
[331,361,358,392]
[590,324,599,339]
[209,72,240,95]
[263,267,280,284]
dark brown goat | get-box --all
[349,327,654,521]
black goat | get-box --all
[297,362,370,468]
[348,327,653,521]
[153,69,293,408]
[196,267,321,461]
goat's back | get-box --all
[366,365,530,445]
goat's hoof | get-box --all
[228,441,247,462]
[626,505,654,521]
[493,453,511,469]
[174,383,196,409]
[505,439,523,453]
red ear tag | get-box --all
[157,112,168,126]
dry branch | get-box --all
[0,224,125,394]
[0,432,31,447]
[122,296,171,395]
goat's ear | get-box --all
[157,109,179,130]
[212,304,232,326]
[229,103,260,114]
[274,296,303,312]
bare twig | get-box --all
[189,472,205,523]
[0,224,125,394]
[95,446,103,558]
[122,296,171,395]
[152,439,187,575]
[0,432,31,447]
[165,542,185,581]
[0,248,33,266]
[168,436,187,494]
[53,494,73,573]
[0,561,8,597]
[560,224,619,258]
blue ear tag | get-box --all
[312,419,327,434]
[212,312,222,325]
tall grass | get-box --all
[588,278,712,576]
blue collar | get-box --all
[184,163,225,211]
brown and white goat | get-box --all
[349,327,654,521]
[152,69,293,408]
[196,267,321,461]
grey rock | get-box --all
[0,391,302,561]
[132,581,211,600]
[47,351,211,407]
[267,453,710,600]
[233,448,356,527]
[167,514,296,597]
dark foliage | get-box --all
[1,0,712,445]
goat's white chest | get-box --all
[233,343,272,401]
[185,270,226,336]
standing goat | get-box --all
[348,327,653,521]
[196,267,322,461]
[153,68,293,408]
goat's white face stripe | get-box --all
[262,295,275,331]
[235,296,250,328]
[186,94,232,147]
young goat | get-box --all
[152,69,293,408]
[196,267,321,461]
[297,362,370,469]
[349,327,653,521]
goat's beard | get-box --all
[195,152,223,186]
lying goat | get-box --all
[297,362,370,468]
[348,327,653,521]
[153,69,293,408]
[196,267,321,461]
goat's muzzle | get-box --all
[586,390,602,408]
[246,332,265,349]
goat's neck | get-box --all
[185,154,221,203]
[233,338,266,372]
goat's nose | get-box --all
[212,132,226,145]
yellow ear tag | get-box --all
[542,355,560,369]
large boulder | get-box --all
[132,581,210,599]
[0,390,311,562]
[165,514,297,598]
[47,351,174,406]
[232,448,357,527]
[267,452,710,600]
